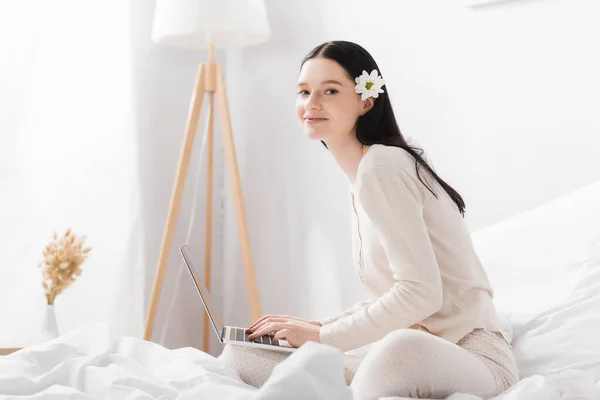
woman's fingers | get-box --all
[247,315,274,331]
[246,319,281,334]
[247,315,291,332]
[273,329,293,342]
[248,323,284,340]
[247,315,272,331]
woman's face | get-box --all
[296,57,372,143]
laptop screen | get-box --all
[179,245,224,340]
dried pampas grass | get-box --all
[38,228,92,305]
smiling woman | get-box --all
[218,40,519,399]
[295,59,374,149]
[294,42,466,217]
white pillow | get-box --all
[471,179,600,317]
[471,178,600,379]
[510,252,600,378]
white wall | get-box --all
[320,0,600,230]
[0,0,228,351]
[219,0,600,335]
[130,0,228,352]
[0,0,149,346]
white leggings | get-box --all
[217,328,519,400]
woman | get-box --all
[218,40,519,399]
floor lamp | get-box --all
[144,0,271,352]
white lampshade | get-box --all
[151,0,271,50]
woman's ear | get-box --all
[360,97,375,115]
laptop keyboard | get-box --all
[230,327,280,346]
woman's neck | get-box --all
[325,138,370,186]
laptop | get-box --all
[179,245,296,353]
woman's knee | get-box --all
[217,345,243,375]
[217,344,289,388]
[218,344,282,370]
[218,344,245,365]
[351,330,435,399]
[375,329,432,358]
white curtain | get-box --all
[0,0,229,352]
[0,1,146,344]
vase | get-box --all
[41,304,59,340]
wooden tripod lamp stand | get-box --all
[144,0,271,350]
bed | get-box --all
[1,179,599,400]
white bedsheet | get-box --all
[384,369,600,400]
[0,323,352,400]
[2,323,599,400]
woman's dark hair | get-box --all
[301,41,466,216]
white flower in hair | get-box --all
[354,69,385,101]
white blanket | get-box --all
[384,370,600,400]
[0,323,352,400]
[1,323,599,400]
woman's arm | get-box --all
[319,166,443,352]
[316,298,375,326]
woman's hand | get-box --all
[246,315,322,348]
